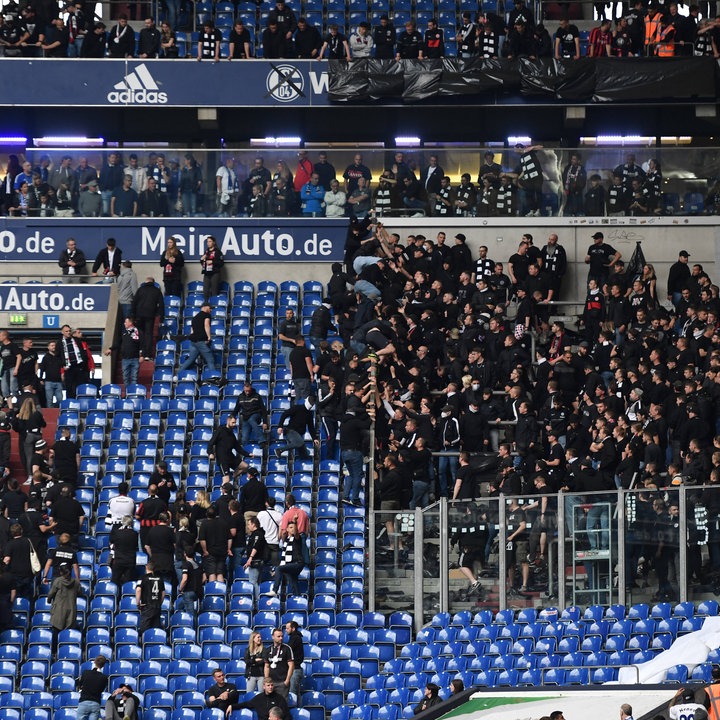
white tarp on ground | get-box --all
[617,616,720,684]
[447,688,679,720]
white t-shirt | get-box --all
[669,702,706,720]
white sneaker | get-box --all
[172,375,178,383]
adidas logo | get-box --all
[107,63,168,104]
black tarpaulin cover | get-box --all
[327,57,719,104]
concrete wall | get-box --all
[1,217,717,306]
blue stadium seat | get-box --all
[664,665,689,684]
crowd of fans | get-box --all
[4,148,716,219]
[0,214,718,621]
[328,219,720,600]
[0,0,718,59]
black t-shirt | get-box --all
[51,496,84,535]
[53,438,80,481]
[230,27,251,58]
[199,517,230,557]
[4,536,33,578]
[137,572,164,606]
[110,526,138,562]
[263,642,294,683]
[181,557,204,595]
[556,24,579,56]
[323,31,347,59]
[507,506,528,540]
[146,524,175,559]
[78,668,108,702]
[508,252,531,282]
[190,310,211,343]
[2,489,27,519]
[0,341,18,375]
[17,348,38,384]
[289,345,312,379]
[48,543,77,570]
[455,464,476,500]
[587,242,617,274]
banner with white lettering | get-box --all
[0,218,347,263]
[0,284,111,313]
[0,60,330,107]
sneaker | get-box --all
[263,589,277,597]
[468,580,481,593]
[341,498,353,505]
[352,499,363,507]
[172,375,178,383]
[274,448,283,458]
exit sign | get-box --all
[8,313,27,326]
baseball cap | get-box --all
[454,233,466,242]
[592,232,604,239]
[679,250,690,257]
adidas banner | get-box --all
[0,60,330,107]
[0,218,347,263]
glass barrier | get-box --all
[0,145,719,218]
[385,486,720,623]
[419,505,442,625]
[447,497,500,616]
[371,508,415,614]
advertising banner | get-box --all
[0,284,111,312]
[0,59,330,107]
[0,218,347,263]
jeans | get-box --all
[354,279,382,301]
[274,562,302,595]
[564,493,583,534]
[586,502,609,549]
[78,700,101,720]
[242,413,265,446]
[437,454,458,498]
[293,378,311,403]
[179,340,216,372]
[120,303,132,319]
[1,370,17,399]
[246,676,263,693]
[121,357,139,386]
[105,697,136,720]
[411,480,430,510]
[165,0,181,28]
[278,428,308,458]
[67,36,83,57]
[100,189,113,216]
[342,448,364,502]
[181,191,197,216]
[203,273,220,301]
[44,381,64,407]
[248,565,261,604]
[403,197,426,210]
[290,667,304,699]
[280,345,294,370]
[179,590,197,613]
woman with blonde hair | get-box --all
[159,236,185,297]
[189,490,212,535]
[244,631,265,692]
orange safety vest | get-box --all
[644,11,662,48]
[706,683,720,720]
[656,25,675,56]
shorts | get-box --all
[203,554,227,576]
[459,547,482,570]
[365,329,390,350]
[380,500,400,525]
[506,539,529,568]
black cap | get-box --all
[679,250,690,257]
[592,231,604,239]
